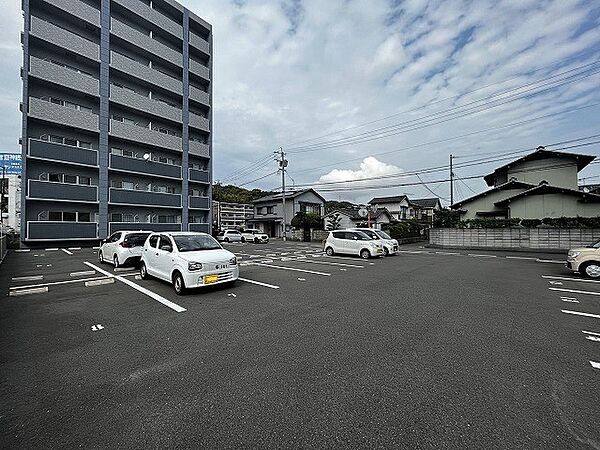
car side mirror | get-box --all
[160,245,172,252]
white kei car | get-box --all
[98,231,152,267]
[323,230,384,259]
[240,228,269,243]
[216,229,243,243]
[351,228,399,256]
[140,232,239,295]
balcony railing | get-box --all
[189,168,209,183]
[189,223,210,233]
[189,112,210,132]
[189,141,210,157]
[30,16,99,61]
[189,196,210,209]
[27,221,98,240]
[28,138,98,167]
[42,0,100,26]
[109,188,182,207]
[189,58,210,81]
[109,222,181,234]
[28,97,99,132]
[110,84,181,123]
[28,179,98,202]
[110,154,182,179]
[189,86,210,107]
[189,32,210,55]
[29,56,99,96]
[112,0,183,39]
[109,119,182,152]
[110,51,182,95]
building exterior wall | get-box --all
[21,0,212,242]
[253,191,325,237]
[508,194,600,219]
[213,201,253,230]
[458,187,531,220]
[506,158,578,189]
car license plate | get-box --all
[204,274,219,284]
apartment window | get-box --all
[64,174,77,184]
[122,181,134,190]
[79,141,92,149]
[63,212,76,221]
[64,138,77,146]
[191,189,201,197]
[78,212,91,222]
[50,135,63,144]
[123,213,135,222]
[111,213,122,222]
[79,177,91,186]
[49,211,62,221]
[49,173,61,182]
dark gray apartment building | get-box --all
[20,0,212,243]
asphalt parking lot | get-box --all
[1,241,599,448]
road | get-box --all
[0,242,598,449]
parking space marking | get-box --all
[14,249,30,253]
[61,249,73,255]
[587,336,600,342]
[68,247,81,250]
[543,275,600,285]
[238,277,280,289]
[84,262,186,313]
[561,310,600,319]
[9,286,49,296]
[536,259,564,264]
[590,361,600,369]
[561,297,579,303]
[114,267,136,273]
[506,256,538,260]
[468,253,497,258]
[435,251,461,255]
[11,275,43,282]
[85,278,115,287]
[252,263,331,276]
[9,276,109,290]
[582,330,600,337]
[550,287,600,296]
[286,258,364,268]
[70,270,97,277]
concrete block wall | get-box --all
[430,228,600,250]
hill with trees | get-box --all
[212,184,275,204]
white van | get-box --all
[323,230,384,259]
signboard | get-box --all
[0,153,22,175]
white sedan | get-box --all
[240,228,269,243]
[140,232,239,295]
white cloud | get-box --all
[318,157,402,183]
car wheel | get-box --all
[140,261,149,279]
[383,247,389,257]
[325,247,334,256]
[254,237,259,244]
[173,271,186,295]
[241,237,245,243]
[224,237,229,243]
[581,262,600,279]
[113,255,120,268]
[360,249,371,259]
[98,250,104,263]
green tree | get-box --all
[325,212,342,230]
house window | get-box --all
[266,206,274,214]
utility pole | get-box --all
[275,147,288,241]
[449,154,454,206]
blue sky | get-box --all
[1,0,599,203]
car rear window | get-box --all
[125,233,151,247]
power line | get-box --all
[220,154,275,183]
[236,170,279,187]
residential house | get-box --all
[368,195,442,225]
[250,189,326,237]
[409,198,442,225]
[323,207,393,230]
[451,147,600,219]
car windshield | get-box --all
[375,230,392,240]
[590,239,600,249]
[125,233,151,247]
[173,234,222,252]
[359,230,379,239]
[355,231,373,240]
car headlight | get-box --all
[188,262,203,271]
[229,257,237,265]
[568,251,580,258]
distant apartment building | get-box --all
[21,0,212,243]
[212,201,254,230]
[1,175,22,231]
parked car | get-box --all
[98,231,151,267]
[323,230,384,259]
[240,228,269,243]
[140,232,239,294]
[216,229,244,243]
[351,228,398,256]
[567,239,600,278]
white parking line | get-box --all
[114,267,136,272]
[561,310,600,319]
[85,278,115,287]
[468,254,497,258]
[9,276,109,290]
[45,248,58,251]
[61,249,73,255]
[253,263,331,276]
[11,275,43,282]
[92,246,100,250]
[536,259,564,264]
[84,262,186,313]
[582,330,600,337]
[506,256,538,260]
[543,275,600,284]
[550,287,600,296]
[590,361,600,369]
[68,247,81,250]
[561,297,579,303]
[14,249,30,253]
[435,251,461,255]
[70,270,97,277]
[9,286,49,296]
[286,258,364,268]
[238,277,280,289]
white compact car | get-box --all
[323,230,384,259]
[216,229,243,243]
[140,232,239,294]
[240,228,269,243]
[351,228,399,256]
[98,231,152,267]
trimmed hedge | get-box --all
[435,215,600,229]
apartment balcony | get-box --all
[189,112,210,132]
[111,19,182,67]
[28,97,99,133]
[29,56,99,96]
[110,84,181,122]
[110,154,182,179]
[28,180,98,203]
[189,223,210,233]
[110,119,182,152]
[189,196,210,209]
[189,59,210,81]
[189,85,210,107]
[109,222,181,234]
[28,138,98,166]
[112,0,183,39]
[41,0,100,27]
[189,141,210,157]
[189,32,210,55]
[27,221,98,240]
[189,168,209,183]
[110,51,182,95]
[30,16,99,61]
[110,188,182,208]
